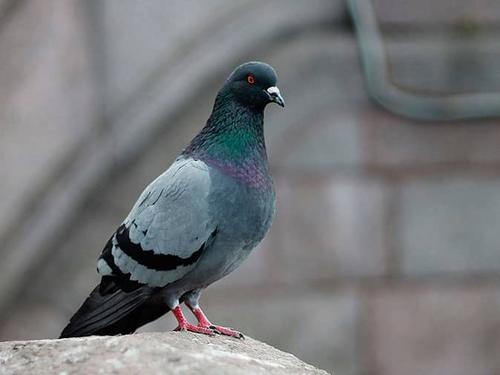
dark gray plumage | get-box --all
[60,61,284,339]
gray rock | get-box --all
[0,332,330,375]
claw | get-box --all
[210,325,244,339]
[210,327,222,335]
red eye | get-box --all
[247,75,255,84]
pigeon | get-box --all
[60,61,284,339]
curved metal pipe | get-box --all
[348,0,500,121]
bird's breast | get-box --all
[208,166,275,248]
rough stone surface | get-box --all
[0,332,329,375]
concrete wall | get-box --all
[1,1,500,374]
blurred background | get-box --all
[1,0,500,374]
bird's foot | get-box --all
[174,322,215,336]
[209,325,244,339]
[186,304,244,339]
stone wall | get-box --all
[1,1,500,375]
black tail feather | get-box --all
[59,279,167,338]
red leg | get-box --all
[172,306,215,336]
[188,304,244,339]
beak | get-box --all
[266,86,285,108]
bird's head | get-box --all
[221,61,284,110]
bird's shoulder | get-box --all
[129,156,211,216]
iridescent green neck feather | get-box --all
[183,91,271,189]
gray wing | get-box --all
[97,157,216,288]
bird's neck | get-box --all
[183,96,271,189]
